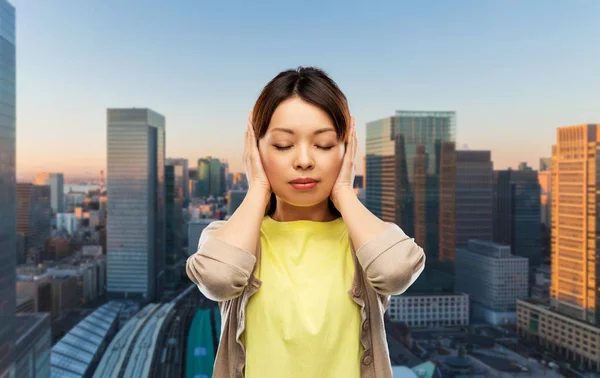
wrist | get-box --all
[331,187,356,210]
[248,185,271,206]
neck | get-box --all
[271,197,337,222]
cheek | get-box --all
[320,154,344,182]
[260,151,284,177]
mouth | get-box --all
[289,178,319,190]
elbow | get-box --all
[367,244,426,296]
[186,250,252,302]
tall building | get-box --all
[550,124,600,323]
[196,157,225,198]
[210,157,224,197]
[365,111,456,260]
[16,184,51,252]
[517,124,600,375]
[493,168,541,266]
[165,158,189,200]
[456,240,529,325]
[0,1,15,374]
[455,150,493,249]
[538,157,552,228]
[221,160,229,193]
[33,172,64,213]
[196,158,211,197]
[165,164,183,289]
[106,108,166,302]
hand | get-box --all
[331,116,357,208]
[244,111,271,194]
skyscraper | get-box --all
[550,124,600,324]
[493,168,541,266]
[196,158,210,197]
[0,1,15,374]
[196,157,225,198]
[16,183,52,252]
[34,172,64,213]
[210,157,224,197]
[365,111,456,260]
[455,150,493,249]
[165,164,183,289]
[106,108,165,302]
[165,158,189,200]
[538,157,552,228]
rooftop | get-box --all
[50,301,123,378]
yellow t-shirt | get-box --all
[242,215,363,378]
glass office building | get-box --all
[106,108,166,302]
[0,1,16,375]
[366,111,456,261]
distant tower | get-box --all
[100,170,105,193]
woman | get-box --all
[186,66,425,378]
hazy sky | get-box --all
[12,0,600,180]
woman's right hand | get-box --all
[244,111,271,194]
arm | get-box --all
[185,186,270,301]
[334,187,426,296]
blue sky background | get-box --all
[12,0,600,179]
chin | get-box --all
[275,190,331,208]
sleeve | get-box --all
[355,223,426,296]
[185,221,257,301]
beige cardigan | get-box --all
[186,220,425,378]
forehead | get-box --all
[267,97,335,134]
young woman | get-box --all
[186,66,425,378]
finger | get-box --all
[244,118,251,160]
[353,119,358,159]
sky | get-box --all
[12,0,600,181]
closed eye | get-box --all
[274,145,334,151]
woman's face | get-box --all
[258,97,345,208]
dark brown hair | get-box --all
[252,66,351,217]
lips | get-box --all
[290,178,318,184]
[289,177,319,190]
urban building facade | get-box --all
[166,158,189,200]
[493,168,542,266]
[550,124,600,324]
[16,183,51,252]
[34,172,64,214]
[365,111,456,261]
[456,240,529,325]
[165,164,184,289]
[388,293,469,328]
[106,108,166,302]
[455,150,493,249]
[0,1,16,374]
[517,299,600,372]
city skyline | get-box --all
[11,0,600,179]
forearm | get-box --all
[335,187,425,295]
[213,186,271,255]
[334,188,391,249]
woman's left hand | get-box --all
[331,116,357,208]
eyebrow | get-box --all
[271,127,336,135]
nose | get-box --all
[293,145,314,170]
